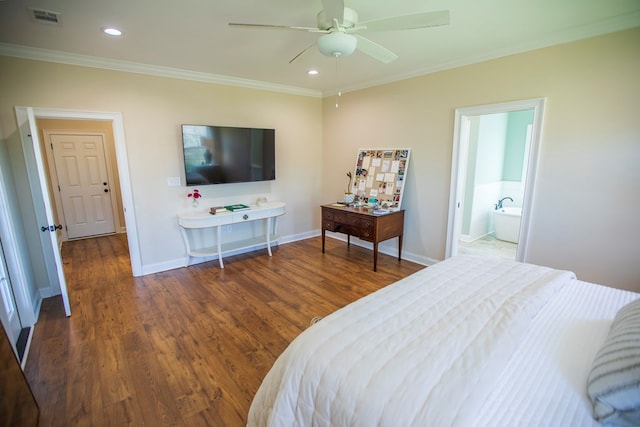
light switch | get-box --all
[167,177,181,187]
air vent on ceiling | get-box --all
[30,8,61,25]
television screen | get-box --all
[181,124,275,186]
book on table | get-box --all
[224,204,250,211]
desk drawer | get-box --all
[359,217,374,229]
[358,218,374,240]
[322,209,334,221]
[234,210,266,222]
[359,229,374,240]
[333,211,348,224]
[325,221,354,235]
[345,214,361,226]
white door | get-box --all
[0,240,21,352]
[50,133,116,239]
[15,107,71,316]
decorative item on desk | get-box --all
[344,171,354,204]
[209,206,227,215]
[224,203,250,211]
[187,188,202,207]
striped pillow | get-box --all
[587,298,640,426]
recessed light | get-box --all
[307,69,319,76]
[103,27,122,36]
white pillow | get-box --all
[587,298,640,426]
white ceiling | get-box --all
[0,0,639,96]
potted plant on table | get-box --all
[344,171,355,204]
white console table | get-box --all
[178,201,286,268]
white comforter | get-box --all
[248,256,576,427]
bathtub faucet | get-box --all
[495,197,514,209]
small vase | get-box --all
[191,198,199,208]
[344,193,355,204]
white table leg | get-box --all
[217,225,224,268]
[266,217,272,256]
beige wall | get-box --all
[0,28,638,290]
[323,28,640,291]
[0,58,323,272]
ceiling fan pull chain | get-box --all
[335,54,341,108]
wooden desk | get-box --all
[321,204,404,271]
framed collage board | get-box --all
[350,148,411,211]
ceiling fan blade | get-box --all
[321,0,344,25]
[360,10,450,31]
[289,43,317,64]
[229,23,322,32]
[354,35,398,64]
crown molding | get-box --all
[331,13,640,96]
[1,11,637,99]
[0,43,322,98]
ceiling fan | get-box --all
[229,0,450,64]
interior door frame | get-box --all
[14,107,141,317]
[445,98,546,262]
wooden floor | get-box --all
[25,234,424,426]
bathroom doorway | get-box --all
[445,98,545,262]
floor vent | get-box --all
[31,8,61,25]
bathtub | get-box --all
[493,207,522,243]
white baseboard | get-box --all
[459,232,493,243]
[322,232,438,267]
[141,230,317,275]
[136,230,440,276]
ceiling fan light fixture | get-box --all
[317,32,357,58]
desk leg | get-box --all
[322,228,326,253]
[217,226,224,268]
[398,233,403,261]
[373,241,378,272]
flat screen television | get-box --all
[181,124,275,186]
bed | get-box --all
[248,256,640,427]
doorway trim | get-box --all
[26,107,142,276]
[445,98,545,262]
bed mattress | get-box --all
[475,277,638,426]
[248,256,638,427]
